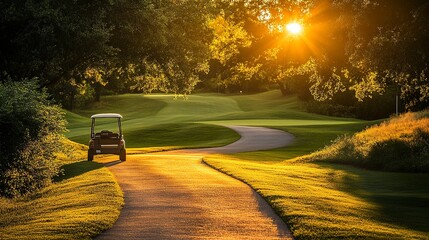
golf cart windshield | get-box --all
[91,113,123,138]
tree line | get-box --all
[1,0,428,116]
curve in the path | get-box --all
[191,125,295,154]
[95,125,295,240]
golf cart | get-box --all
[88,113,126,161]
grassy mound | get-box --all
[0,139,123,240]
[297,111,429,172]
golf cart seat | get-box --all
[95,130,119,139]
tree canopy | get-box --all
[0,0,428,116]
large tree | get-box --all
[0,0,116,87]
[126,0,213,96]
[309,0,429,110]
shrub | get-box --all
[298,110,429,172]
[0,80,66,197]
[305,101,357,118]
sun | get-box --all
[286,22,303,35]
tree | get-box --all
[0,0,214,104]
[0,0,116,87]
[311,0,429,111]
[129,0,212,96]
[203,0,317,94]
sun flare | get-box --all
[286,22,303,35]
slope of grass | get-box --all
[0,140,123,240]
[65,94,242,147]
[125,123,240,148]
[204,157,429,239]
[65,91,364,151]
[296,111,429,172]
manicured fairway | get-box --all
[65,91,366,152]
[62,90,428,239]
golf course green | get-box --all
[63,90,429,239]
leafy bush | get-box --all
[305,101,357,118]
[297,111,429,172]
[0,80,66,197]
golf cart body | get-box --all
[88,113,126,161]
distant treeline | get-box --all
[1,0,428,119]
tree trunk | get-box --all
[69,92,75,110]
[278,81,288,96]
[95,83,101,102]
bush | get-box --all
[365,128,429,171]
[0,80,66,197]
[305,101,357,118]
[298,111,429,172]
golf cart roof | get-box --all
[91,113,123,119]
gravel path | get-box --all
[95,126,295,240]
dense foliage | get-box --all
[0,0,211,108]
[204,0,429,118]
[0,80,66,197]
[1,0,428,117]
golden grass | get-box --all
[295,111,429,172]
[204,156,429,239]
[0,140,123,240]
[354,112,429,155]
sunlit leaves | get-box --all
[349,71,385,101]
[309,69,347,102]
[335,0,429,110]
[227,62,262,84]
[208,15,252,65]
[131,59,168,94]
[84,67,107,87]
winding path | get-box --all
[96,126,295,240]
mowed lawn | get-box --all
[60,90,428,239]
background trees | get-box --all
[0,0,212,107]
[0,0,427,116]
[306,0,429,117]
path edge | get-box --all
[202,158,295,240]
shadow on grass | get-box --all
[54,161,103,182]
[323,163,429,233]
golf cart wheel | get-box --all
[88,149,94,161]
[120,149,126,162]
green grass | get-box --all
[203,157,429,239]
[61,90,429,239]
[125,123,239,148]
[0,141,123,240]
[65,91,365,151]
[65,93,243,147]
